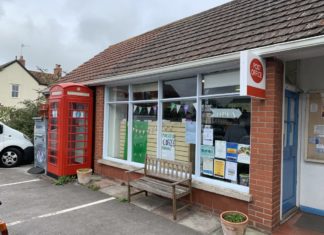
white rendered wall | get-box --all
[0,63,46,107]
[298,56,324,212]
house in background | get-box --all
[0,56,61,107]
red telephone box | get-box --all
[47,83,93,177]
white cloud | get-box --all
[0,0,231,73]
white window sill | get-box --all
[98,158,252,202]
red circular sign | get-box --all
[250,58,264,83]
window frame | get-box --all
[103,71,251,193]
[11,84,19,98]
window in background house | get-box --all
[11,84,19,97]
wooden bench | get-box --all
[126,156,192,220]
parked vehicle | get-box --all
[0,122,34,168]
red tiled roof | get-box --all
[29,70,59,86]
[62,0,324,83]
[0,60,58,86]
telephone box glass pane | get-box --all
[68,102,89,165]
[48,102,59,165]
[107,104,128,159]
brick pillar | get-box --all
[248,58,284,231]
[93,86,105,174]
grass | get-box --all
[118,198,128,203]
[87,183,100,191]
[222,212,247,223]
[54,175,76,185]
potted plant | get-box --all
[76,168,92,185]
[220,211,249,235]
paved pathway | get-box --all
[0,165,200,235]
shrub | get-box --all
[0,98,44,139]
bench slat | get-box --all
[130,177,190,199]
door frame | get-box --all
[280,86,302,220]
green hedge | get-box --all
[0,99,44,140]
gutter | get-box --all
[83,34,324,86]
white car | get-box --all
[0,121,34,167]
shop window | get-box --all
[162,101,196,172]
[132,103,158,163]
[133,83,158,100]
[163,77,196,98]
[200,97,251,186]
[109,86,128,101]
[202,70,239,95]
[107,104,128,159]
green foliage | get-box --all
[55,175,76,185]
[87,183,100,191]
[118,198,128,203]
[223,212,247,223]
[0,98,44,139]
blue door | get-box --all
[282,90,299,215]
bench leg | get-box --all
[128,184,131,203]
[173,197,177,220]
[189,180,193,206]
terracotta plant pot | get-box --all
[220,211,249,235]
[77,168,92,185]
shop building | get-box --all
[61,0,324,232]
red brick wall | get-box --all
[93,86,105,175]
[248,58,284,231]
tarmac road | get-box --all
[0,165,200,235]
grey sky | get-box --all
[0,0,230,74]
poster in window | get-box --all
[185,121,196,144]
[203,128,213,146]
[161,132,175,161]
[202,158,213,176]
[225,161,238,181]
[226,142,238,162]
[215,140,226,159]
[237,144,250,164]
[200,145,214,158]
[213,159,225,178]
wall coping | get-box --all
[98,159,252,202]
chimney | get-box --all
[18,56,25,67]
[53,64,62,78]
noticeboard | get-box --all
[306,93,324,163]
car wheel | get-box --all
[0,147,22,168]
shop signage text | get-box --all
[240,50,266,99]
